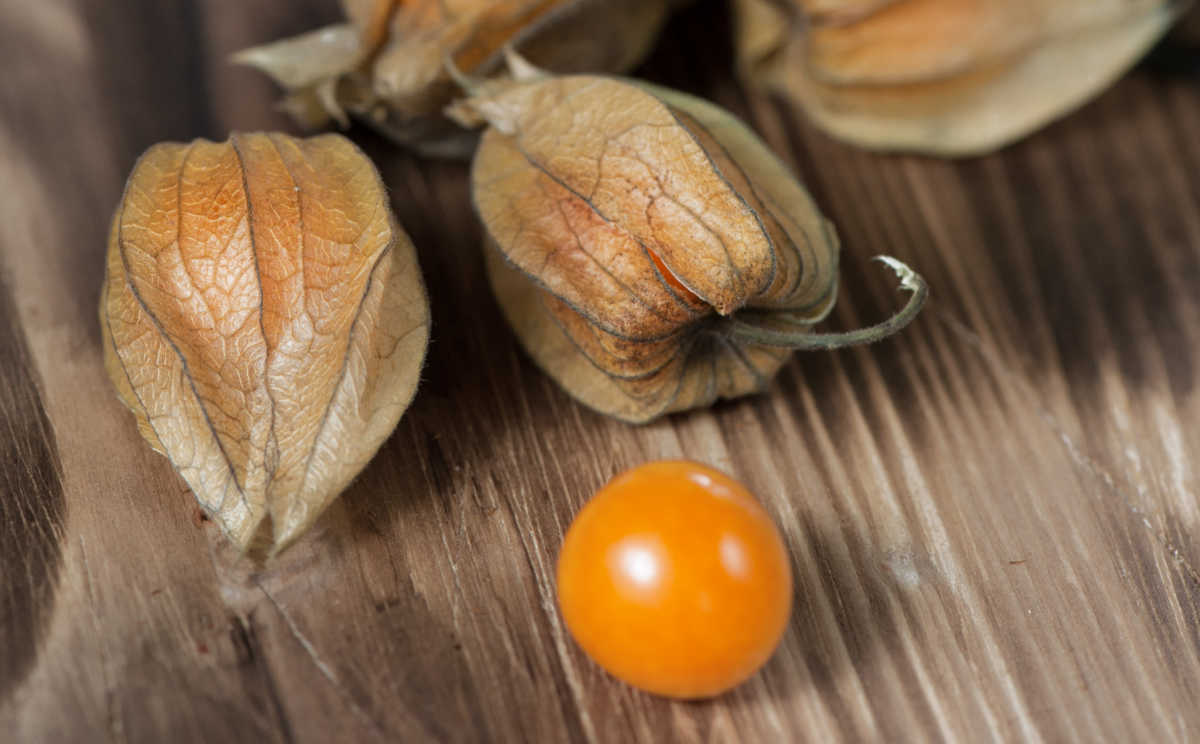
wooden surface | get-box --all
[3,1,1200,741]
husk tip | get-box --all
[443,52,479,94]
[502,45,545,82]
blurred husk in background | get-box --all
[734,0,1194,156]
[235,0,685,158]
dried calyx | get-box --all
[734,0,1191,156]
[235,0,682,157]
[100,132,429,555]
[449,56,927,423]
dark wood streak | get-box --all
[0,273,67,700]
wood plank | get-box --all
[2,0,1199,741]
[0,273,67,704]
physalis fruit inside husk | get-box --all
[733,0,1189,156]
[448,55,927,424]
[100,132,429,555]
[234,0,683,157]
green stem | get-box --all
[728,256,927,350]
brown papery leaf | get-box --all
[99,132,429,555]
[735,0,1189,155]
[234,0,681,157]
[450,62,926,423]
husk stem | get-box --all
[727,256,927,350]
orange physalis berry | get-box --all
[556,461,793,698]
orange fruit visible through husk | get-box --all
[449,57,927,423]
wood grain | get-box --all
[2,1,1199,741]
[0,273,67,703]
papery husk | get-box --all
[451,63,925,423]
[235,0,681,158]
[735,0,1190,156]
[100,132,429,555]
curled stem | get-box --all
[728,256,927,350]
